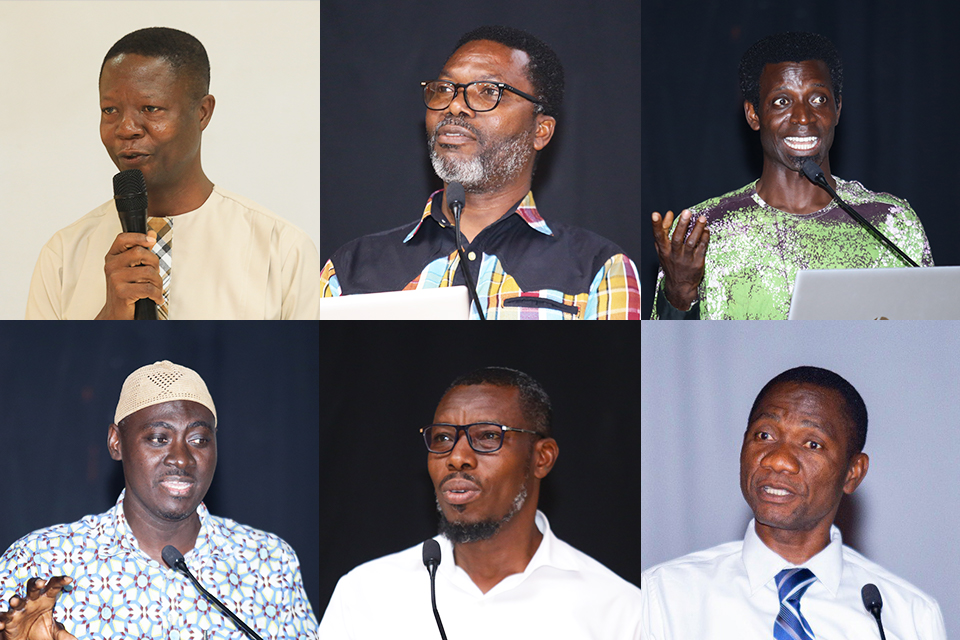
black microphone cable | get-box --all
[422,539,448,640]
[446,182,486,320]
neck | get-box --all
[442,177,532,244]
[146,168,214,218]
[451,507,542,594]
[754,518,832,565]
[122,494,202,565]
[755,158,837,215]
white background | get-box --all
[0,1,320,319]
[641,322,960,637]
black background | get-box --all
[0,323,321,618]
[320,0,640,270]
[319,323,641,613]
[640,0,960,318]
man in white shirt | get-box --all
[321,367,641,639]
[641,365,946,639]
[26,27,320,320]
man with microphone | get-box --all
[26,27,321,319]
[650,32,933,319]
[0,360,318,639]
[320,26,640,319]
[320,367,641,637]
[640,366,945,638]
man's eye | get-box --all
[772,98,788,107]
[812,95,827,105]
[435,85,454,94]
[807,441,822,450]
[102,107,116,115]
[478,85,500,97]
[144,106,160,113]
[757,431,772,440]
[190,437,208,446]
[148,435,167,444]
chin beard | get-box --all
[437,485,528,544]
[428,119,536,194]
[789,153,823,171]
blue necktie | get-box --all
[774,568,817,640]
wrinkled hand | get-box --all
[0,577,77,640]
[95,230,163,320]
[651,209,709,311]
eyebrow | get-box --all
[770,82,829,92]
[139,420,214,432]
[749,412,834,437]
[437,70,506,84]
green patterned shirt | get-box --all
[653,178,933,319]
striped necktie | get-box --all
[147,216,172,319]
[774,568,817,640]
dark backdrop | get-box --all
[319,323,641,613]
[320,0,640,269]
[0,323,321,617]
[640,0,960,318]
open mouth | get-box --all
[783,136,819,151]
[159,478,195,497]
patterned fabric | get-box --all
[319,190,641,319]
[774,568,817,640]
[148,216,172,319]
[0,491,318,639]
[651,177,934,320]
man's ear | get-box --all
[532,437,559,479]
[107,423,122,461]
[533,115,556,151]
[744,100,761,131]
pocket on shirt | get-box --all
[500,292,584,319]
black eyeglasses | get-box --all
[420,422,542,454]
[421,80,542,113]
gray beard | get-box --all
[437,484,528,544]
[428,119,536,194]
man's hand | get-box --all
[95,230,163,320]
[0,577,77,640]
[651,209,709,311]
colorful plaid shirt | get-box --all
[0,491,318,639]
[320,190,641,319]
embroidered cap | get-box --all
[115,360,216,426]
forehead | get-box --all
[122,399,215,430]
[100,53,180,94]
[434,383,523,423]
[759,59,833,94]
[752,382,850,435]
[441,40,532,90]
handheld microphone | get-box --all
[112,169,158,320]
[161,545,264,640]
[446,182,486,321]
[800,159,918,268]
[861,583,887,640]
[421,539,448,640]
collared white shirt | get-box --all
[640,519,945,640]
[320,511,641,639]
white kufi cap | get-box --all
[115,360,217,425]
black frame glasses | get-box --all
[421,80,543,113]
[420,422,542,454]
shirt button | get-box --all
[171,632,180,640]
[467,251,476,261]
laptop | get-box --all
[788,267,960,319]
[318,286,471,320]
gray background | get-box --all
[641,321,959,635]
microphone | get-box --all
[446,182,486,321]
[112,169,158,320]
[800,159,918,268]
[421,539,448,640]
[161,545,264,640]
[861,583,887,640]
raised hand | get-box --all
[0,577,77,640]
[651,209,709,311]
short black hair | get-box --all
[739,32,843,113]
[453,25,564,119]
[749,366,867,457]
[101,27,210,103]
[446,366,553,437]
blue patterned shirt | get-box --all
[0,491,318,639]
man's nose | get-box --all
[446,430,477,469]
[447,87,475,118]
[116,110,144,138]
[760,442,800,474]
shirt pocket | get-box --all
[500,292,584,319]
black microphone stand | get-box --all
[449,193,486,321]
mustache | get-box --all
[438,471,482,490]
[432,116,482,144]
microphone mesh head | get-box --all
[113,169,148,213]
[861,583,882,610]
[446,182,465,207]
[801,159,824,183]
[161,545,184,569]
[422,538,441,567]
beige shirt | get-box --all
[26,186,320,319]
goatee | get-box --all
[428,117,536,194]
[437,485,528,544]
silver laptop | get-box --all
[788,267,960,319]
[318,286,471,320]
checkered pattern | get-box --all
[0,491,318,639]
[774,568,818,640]
[319,191,641,319]
[148,217,172,319]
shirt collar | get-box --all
[100,489,236,564]
[403,189,554,243]
[741,518,844,597]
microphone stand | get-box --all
[450,195,487,321]
[801,159,918,267]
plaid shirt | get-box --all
[0,491,318,639]
[321,190,641,319]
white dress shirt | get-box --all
[640,519,945,640]
[321,511,641,639]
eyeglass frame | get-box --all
[420,80,543,113]
[420,422,543,454]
